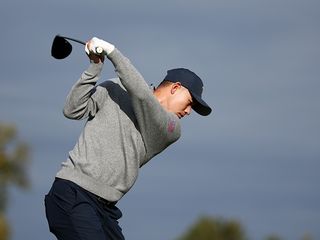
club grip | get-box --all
[95,47,104,54]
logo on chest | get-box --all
[167,120,176,133]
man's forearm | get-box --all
[63,63,104,120]
[107,48,151,100]
[86,37,151,99]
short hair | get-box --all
[157,80,173,88]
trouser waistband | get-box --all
[55,177,117,206]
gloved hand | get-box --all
[85,37,115,56]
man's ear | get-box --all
[171,82,182,94]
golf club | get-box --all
[51,35,103,59]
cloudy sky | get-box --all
[1,0,319,239]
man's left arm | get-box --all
[86,37,153,100]
[87,38,181,159]
[108,48,181,160]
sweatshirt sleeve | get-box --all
[107,49,151,100]
[107,49,181,161]
[63,62,106,120]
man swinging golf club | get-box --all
[45,36,212,240]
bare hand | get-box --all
[86,40,105,63]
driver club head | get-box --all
[51,35,73,59]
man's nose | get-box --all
[184,105,192,115]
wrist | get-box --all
[87,61,104,73]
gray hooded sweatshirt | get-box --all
[56,48,181,202]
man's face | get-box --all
[166,83,193,119]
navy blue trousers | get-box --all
[44,178,125,240]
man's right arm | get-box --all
[63,62,106,120]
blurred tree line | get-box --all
[176,215,314,240]
[176,215,247,240]
[0,123,30,240]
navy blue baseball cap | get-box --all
[164,68,212,116]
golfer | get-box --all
[45,37,212,240]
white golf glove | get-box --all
[85,37,115,56]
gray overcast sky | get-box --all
[1,0,319,239]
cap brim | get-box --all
[191,94,212,116]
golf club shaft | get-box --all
[56,35,104,55]
[59,35,86,45]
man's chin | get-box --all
[176,113,183,119]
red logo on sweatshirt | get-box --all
[168,120,176,133]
